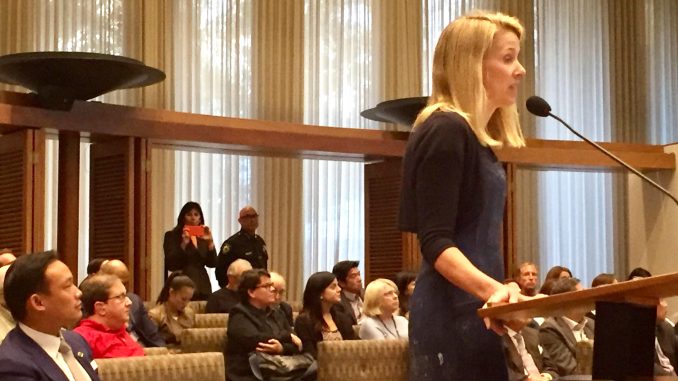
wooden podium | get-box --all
[478,273,678,380]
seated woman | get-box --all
[294,271,355,358]
[359,278,408,340]
[226,269,304,381]
[148,271,196,347]
[163,201,217,300]
[394,271,416,318]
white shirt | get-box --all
[19,323,90,381]
[343,291,364,322]
[561,316,590,342]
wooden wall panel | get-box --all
[365,159,420,283]
[0,130,43,255]
[0,133,27,254]
[90,138,135,288]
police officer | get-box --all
[216,206,268,287]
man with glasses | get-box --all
[270,271,294,326]
[216,205,269,287]
[74,274,144,358]
[0,251,101,380]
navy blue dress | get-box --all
[399,112,508,380]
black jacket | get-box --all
[127,292,165,347]
[163,228,217,300]
[216,230,268,287]
[226,302,299,381]
[294,305,355,358]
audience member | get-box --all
[294,272,355,358]
[226,269,305,381]
[539,278,594,377]
[359,278,408,340]
[539,266,572,295]
[206,258,252,313]
[86,258,108,276]
[0,251,100,380]
[332,260,363,324]
[627,267,652,280]
[270,271,294,326]
[655,299,678,376]
[394,271,416,318]
[514,262,540,297]
[0,249,16,267]
[75,274,144,358]
[591,273,617,288]
[0,265,15,342]
[216,206,269,287]
[164,201,217,300]
[100,259,165,347]
[503,317,558,381]
[148,271,196,347]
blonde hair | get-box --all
[363,278,398,318]
[414,11,526,148]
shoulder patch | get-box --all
[220,243,231,254]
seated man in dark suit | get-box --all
[0,250,101,380]
[655,299,677,376]
[100,259,165,347]
[206,258,252,313]
[539,277,594,377]
[332,260,363,324]
[503,318,558,381]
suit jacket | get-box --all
[127,292,165,347]
[539,316,595,377]
[0,326,100,381]
[656,320,678,371]
[503,326,559,381]
[338,291,362,325]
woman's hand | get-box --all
[482,282,523,335]
[180,228,191,249]
[202,225,215,250]
[257,338,283,354]
[290,333,303,351]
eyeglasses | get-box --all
[107,292,128,302]
[273,289,285,296]
[254,282,275,290]
[241,214,258,219]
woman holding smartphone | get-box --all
[163,201,217,300]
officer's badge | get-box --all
[221,243,230,254]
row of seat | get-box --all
[96,340,411,381]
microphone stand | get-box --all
[548,112,678,206]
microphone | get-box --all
[526,96,678,206]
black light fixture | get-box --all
[0,51,165,110]
[360,96,428,127]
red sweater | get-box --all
[74,319,145,359]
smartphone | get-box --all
[185,225,206,237]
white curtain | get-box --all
[3,0,130,282]
[645,0,678,145]
[302,0,376,281]
[149,0,254,297]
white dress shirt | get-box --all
[19,323,91,381]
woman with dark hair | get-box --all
[394,271,416,318]
[148,271,196,347]
[163,201,217,300]
[539,266,572,295]
[294,272,355,358]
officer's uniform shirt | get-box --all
[216,230,268,287]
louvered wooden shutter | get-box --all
[0,130,44,255]
[89,138,134,266]
[365,159,420,283]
